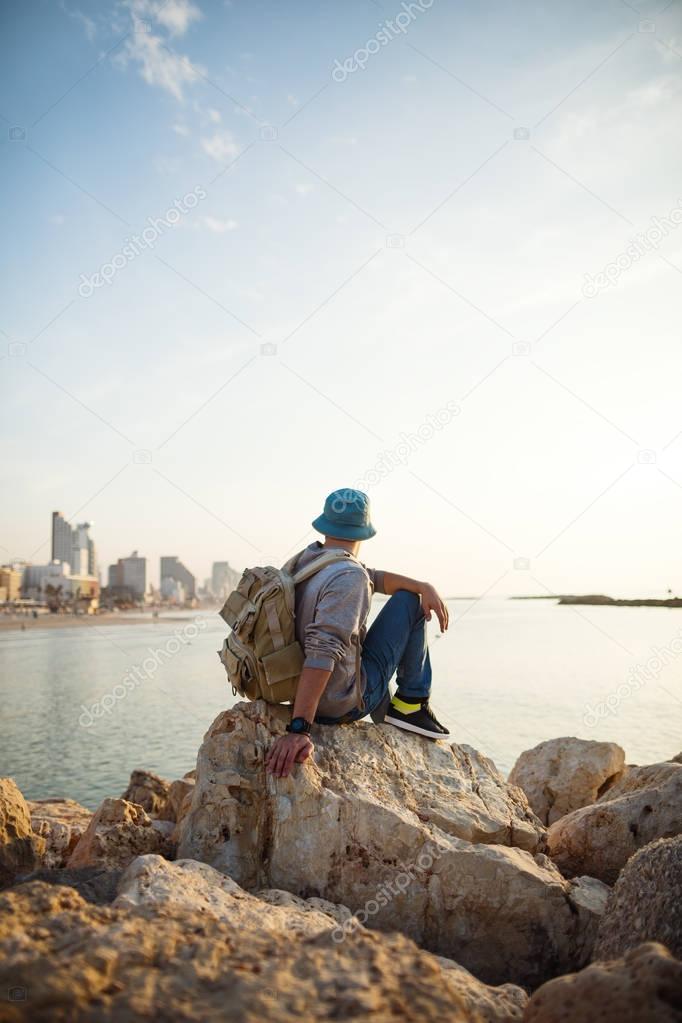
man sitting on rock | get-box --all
[266,488,450,778]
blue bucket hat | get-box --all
[312,489,376,541]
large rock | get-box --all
[67,798,174,870]
[158,776,195,824]
[114,854,353,937]
[508,738,625,826]
[524,942,682,1022]
[598,761,681,802]
[121,769,171,816]
[176,702,608,987]
[117,856,528,1018]
[546,768,682,884]
[593,836,682,960]
[0,778,43,885]
[0,879,528,1022]
[28,798,91,869]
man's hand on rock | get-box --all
[420,582,449,632]
[265,733,314,778]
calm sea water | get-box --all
[1,599,680,810]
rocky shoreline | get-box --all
[512,594,682,608]
[1,704,680,1021]
[558,595,682,608]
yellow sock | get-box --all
[391,696,421,714]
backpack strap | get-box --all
[351,634,363,713]
[285,547,365,713]
[290,549,352,585]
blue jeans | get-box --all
[316,590,432,724]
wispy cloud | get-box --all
[201,215,238,233]
[61,3,98,41]
[126,0,202,37]
[114,0,203,100]
[200,129,239,161]
[117,31,200,100]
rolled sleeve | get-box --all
[302,652,337,672]
[366,567,386,594]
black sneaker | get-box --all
[370,689,392,724]
[384,700,450,739]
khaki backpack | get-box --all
[217,549,360,705]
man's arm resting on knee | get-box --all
[381,573,449,632]
[265,667,332,778]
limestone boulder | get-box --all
[121,769,170,816]
[0,879,528,1022]
[114,854,353,937]
[508,738,625,825]
[0,778,43,885]
[546,768,682,884]
[28,798,91,869]
[257,887,356,929]
[523,942,682,1023]
[158,775,195,824]
[593,836,682,960]
[176,702,607,987]
[597,761,681,802]
[67,798,174,870]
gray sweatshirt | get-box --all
[293,542,385,719]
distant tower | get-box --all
[211,561,239,599]
[51,512,73,568]
[71,522,94,576]
[119,551,147,598]
[87,537,97,577]
[107,554,146,599]
[160,556,196,599]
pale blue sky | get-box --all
[2,0,682,595]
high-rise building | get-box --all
[105,553,146,600]
[119,552,146,598]
[51,514,98,578]
[71,522,94,577]
[87,537,97,577]
[160,556,195,599]
[211,561,240,599]
[51,512,72,568]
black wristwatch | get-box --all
[286,717,312,735]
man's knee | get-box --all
[391,589,422,618]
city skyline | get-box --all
[6,508,244,598]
